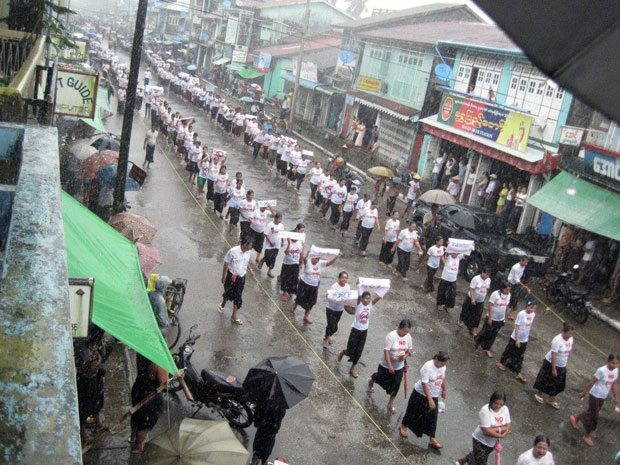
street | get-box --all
[85,59,620,465]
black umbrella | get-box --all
[243,356,314,410]
[474,0,620,123]
[90,134,120,151]
[445,210,476,230]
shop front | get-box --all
[418,92,562,233]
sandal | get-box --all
[428,441,443,450]
[515,374,527,383]
[547,400,560,410]
[367,379,375,393]
[217,304,225,313]
[387,406,396,415]
[231,318,243,325]
[534,393,544,404]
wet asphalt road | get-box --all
[97,55,619,465]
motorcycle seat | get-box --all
[201,368,245,394]
[568,286,588,297]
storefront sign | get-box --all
[225,17,239,44]
[232,47,247,63]
[52,37,88,62]
[69,277,94,338]
[356,75,381,93]
[558,126,585,146]
[257,52,272,73]
[55,67,99,118]
[292,60,318,83]
[438,93,532,152]
[584,147,620,186]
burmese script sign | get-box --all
[55,67,99,118]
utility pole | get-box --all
[288,0,310,129]
[113,0,149,214]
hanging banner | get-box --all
[584,146,620,187]
[438,93,532,152]
[69,277,94,338]
[292,60,318,83]
[225,17,239,44]
[356,75,381,93]
[55,67,99,118]
[257,52,272,73]
[357,277,391,298]
[558,126,585,146]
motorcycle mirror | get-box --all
[189,324,198,336]
[573,264,580,270]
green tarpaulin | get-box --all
[80,106,106,133]
[62,192,177,374]
[236,68,265,80]
[96,86,111,113]
[527,171,620,242]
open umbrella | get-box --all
[137,242,161,276]
[368,166,395,178]
[250,83,262,91]
[243,356,314,410]
[109,211,157,244]
[186,64,197,71]
[90,134,120,151]
[77,150,119,179]
[445,209,476,230]
[418,189,456,206]
[96,162,141,191]
[69,139,98,161]
[166,59,176,64]
[140,419,249,465]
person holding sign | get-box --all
[292,249,341,324]
[368,319,413,414]
[279,224,306,303]
[250,202,275,264]
[338,288,384,378]
[436,249,466,312]
[379,211,400,267]
[323,271,353,349]
[258,213,284,278]
[356,202,381,257]
[392,222,423,282]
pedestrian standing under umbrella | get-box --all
[368,319,413,414]
[339,186,358,238]
[457,269,491,335]
[399,351,449,449]
[251,402,287,465]
[219,238,255,325]
[323,271,352,349]
[474,282,511,358]
[516,435,555,465]
[392,222,423,282]
[570,353,619,447]
[292,251,341,324]
[436,251,466,312]
[456,390,511,465]
[379,211,400,267]
[338,290,383,378]
[495,299,537,383]
[356,202,381,257]
[279,224,306,303]
[533,322,576,409]
[418,236,445,296]
[258,213,284,278]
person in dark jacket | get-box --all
[251,402,287,465]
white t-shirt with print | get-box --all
[489,290,511,321]
[343,192,358,213]
[251,209,272,233]
[384,219,400,242]
[263,222,283,250]
[414,359,447,398]
[472,404,511,447]
[545,334,574,367]
[361,207,379,229]
[330,185,347,205]
[300,258,327,287]
[516,448,555,465]
[380,330,413,371]
[228,186,246,209]
[352,302,373,331]
[309,167,323,185]
[470,275,491,303]
[589,364,618,399]
[239,199,257,223]
[511,309,536,342]
[215,173,229,194]
[397,228,419,253]
[440,254,463,282]
[326,282,351,312]
[282,241,303,265]
[427,245,445,269]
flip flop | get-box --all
[547,400,560,410]
[581,436,594,447]
[515,375,527,383]
[387,406,397,415]
[217,304,225,313]
[570,415,581,430]
[231,318,243,325]
[534,393,544,404]
[428,441,443,450]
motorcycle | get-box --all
[168,325,254,428]
[545,265,592,324]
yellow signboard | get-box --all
[356,75,381,93]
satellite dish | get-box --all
[434,63,452,82]
[339,50,355,64]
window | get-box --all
[379,50,391,76]
[510,77,518,89]
[477,70,485,83]
[485,72,491,84]
[528,81,536,93]
[537,82,545,95]
[168,16,179,26]
[492,73,500,86]
[519,78,527,91]
[458,67,464,78]
[463,67,471,79]
[545,85,554,97]
[555,88,565,99]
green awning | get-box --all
[80,106,106,132]
[236,68,265,80]
[226,61,246,71]
[528,171,620,241]
[62,192,177,374]
[97,86,111,113]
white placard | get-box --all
[357,277,391,298]
[445,238,475,256]
[327,289,358,307]
[308,245,340,261]
[257,200,277,208]
[302,149,314,157]
[145,85,164,95]
[278,231,306,242]
[69,277,94,338]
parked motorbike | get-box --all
[168,325,254,428]
[545,265,592,324]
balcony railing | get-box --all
[0,31,35,79]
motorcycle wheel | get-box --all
[545,284,561,304]
[167,314,181,350]
[220,399,253,428]
[570,303,589,325]
[172,286,185,312]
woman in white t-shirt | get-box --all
[436,250,466,312]
[339,186,359,237]
[379,211,400,266]
[368,320,413,414]
[458,270,491,335]
[338,290,383,378]
[212,165,229,218]
[308,161,323,202]
[293,250,340,324]
[516,435,555,465]
[533,322,576,409]
[399,352,449,449]
[570,353,619,446]
[418,236,445,294]
[279,223,306,303]
[474,282,511,358]
[323,271,352,348]
[356,202,381,256]
[456,390,511,465]
[392,222,423,281]
[496,299,537,382]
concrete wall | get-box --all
[0,124,81,465]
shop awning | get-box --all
[236,68,266,80]
[212,57,231,66]
[211,52,222,62]
[80,106,106,132]
[527,171,620,242]
[316,86,342,96]
[420,114,562,174]
[226,61,246,71]
[281,72,323,90]
[348,89,419,122]
[62,192,177,374]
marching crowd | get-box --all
[93,42,620,465]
